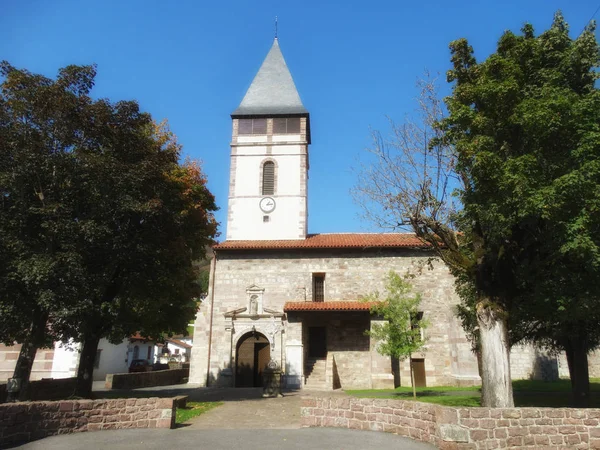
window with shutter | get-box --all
[238,118,267,135]
[238,119,253,134]
[273,117,301,134]
[262,161,275,195]
[273,118,287,133]
[286,118,300,133]
[252,118,267,134]
[313,274,325,302]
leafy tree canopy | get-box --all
[363,271,428,359]
[0,61,219,397]
[440,12,600,406]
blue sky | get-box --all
[2,0,598,239]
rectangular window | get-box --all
[286,117,301,133]
[238,119,253,134]
[312,274,325,302]
[238,118,267,135]
[147,346,152,360]
[94,349,102,369]
[411,311,424,342]
[273,117,301,134]
[253,118,267,134]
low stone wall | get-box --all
[0,377,78,403]
[105,368,189,390]
[301,396,600,449]
[0,397,176,446]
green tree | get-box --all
[439,12,600,406]
[353,75,515,406]
[363,271,428,398]
[0,62,219,399]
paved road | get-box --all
[19,428,436,450]
[14,385,436,449]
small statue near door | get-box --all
[249,295,258,316]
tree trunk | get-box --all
[74,334,101,398]
[7,312,49,402]
[564,336,590,408]
[565,342,574,389]
[409,353,416,399]
[477,300,514,407]
[476,348,486,401]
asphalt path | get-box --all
[18,428,436,450]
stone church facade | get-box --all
[188,38,482,390]
[188,38,596,390]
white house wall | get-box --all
[93,339,130,381]
[50,341,80,379]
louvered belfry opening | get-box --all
[262,161,275,195]
[238,118,267,135]
[273,117,301,134]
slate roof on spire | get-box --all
[232,38,308,116]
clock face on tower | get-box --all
[259,197,276,213]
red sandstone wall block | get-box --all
[0,396,177,447]
[302,398,316,407]
[301,396,600,450]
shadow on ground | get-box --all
[93,384,306,403]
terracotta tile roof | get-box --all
[284,301,373,312]
[130,333,152,341]
[214,233,428,250]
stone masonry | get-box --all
[190,248,481,388]
[0,397,176,447]
[301,396,600,449]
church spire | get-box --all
[232,39,307,116]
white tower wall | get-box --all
[226,118,309,240]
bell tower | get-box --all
[227,38,310,241]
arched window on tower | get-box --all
[262,161,275,195]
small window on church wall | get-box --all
[238,118,267,135]
[411,311,424,342]
[262,161,275,195]
[273,117,301,134]
[313,274,325,302]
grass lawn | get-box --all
[346,378,600,408]
[347,386,482,407]
[176,401,222,424]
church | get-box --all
[188,38,484,390]
[187,37,595,390]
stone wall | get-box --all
[558,350,600,379]
[0,397,176,447]
[190,249,480,388]
[0,377,78,403]
[301,396,600,449]
[105,368,189,390]
[510,344,559,381]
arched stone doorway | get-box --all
[235,331,270,387]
